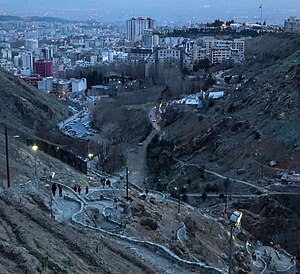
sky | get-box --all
[0,0,299,25]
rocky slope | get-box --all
[147,33,300,267]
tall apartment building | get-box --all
[21,52,35,75]
[141,29,159,48]
[284,17,300,33]
[126,17,155,42]
[34,60,54,77]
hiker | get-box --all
[145,187,149,195]
[106,179,111,188]
[73,185,77,192]
[78,185,81,194]
[85,185,89,194]
[101,178,105,188]
[58,184,62,197]
[51,183,57,196]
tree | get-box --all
[193,59,210,72]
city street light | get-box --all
[32,145,38,177]
[229,210,243,274]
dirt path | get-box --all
[126,129,157,189]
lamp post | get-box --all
[5,126,10,188]
[32,144,38,177]
[174,187,181,213]
[49,171,55,218]
[229,211,242,274]
[126,167,129,200]
[4,126,20,188]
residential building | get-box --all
[126,17,155,42]
[20,75,43,88]
[24,39,38,51]
[71,78,87,95]
[0,59,14,71]
[145,47,192,76]
[284,17,300,33]
[34,60,54,77]
[38,77,54,92]
[141,29,159,48]
[203,37,245,64]
[21,52,34,72]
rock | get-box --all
[269,160,277,167]
[276,112,285,120]
[140,217,158,230]
[237,169,246,175]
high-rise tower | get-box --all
[126,17,154,42]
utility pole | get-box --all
[229,225,233,274]
[126,167,129,200]
[5,126,10,188]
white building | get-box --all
[1,48,12,60]
[0,59,14,71]
[284,16,300,33]
[145,47,192,76]
[24,39,38,51]
[38,77,54,92]
[21,52,34,71]
[203,37,245,64]
[141,29,159,48]
[71,78,87,95]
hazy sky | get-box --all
[0,0,299,25]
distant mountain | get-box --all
[0,15,78,23]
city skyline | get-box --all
[0,0,300,25]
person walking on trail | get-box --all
[145,187,149,195]
[58,184,62,197]
[101,178,105,188]
[78,185,81,194]
[73,185,77,192]
[85,185,89,195]
[106,179,111,188]
[51,183,57,196]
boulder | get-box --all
[140,217,158,230]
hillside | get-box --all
[0,68,69,185]
[146,33,300,265]
[0,67,236,273]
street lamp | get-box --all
[174,187,181,213]
[229,210,243,274]
[4,126,20,188]
[32,144,38,177]
[126,167,129,200]
[49,171,55,218]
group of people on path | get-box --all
[100,177,111,188]
[73,184,89,195]
[51,183,62,197]
[51,177,113,198]
[51,183,90,197]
